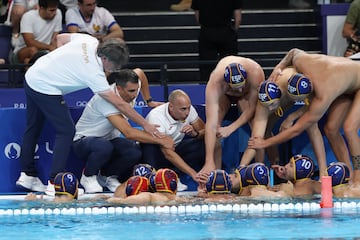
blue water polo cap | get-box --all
[224,63,247,89]
[290,154,314,182]
[206,169,232,194]
[287,73,312,97]
[133,163,156,178]
[245,163,269,186]
[235,165,248,193]
[258,80,282,105]
[54,172,79,199]
[327,162,350,187]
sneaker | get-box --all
[97,175,121,192]
[177,179,188,192]
[80,174,103,193]
[16,172,46,192]
[45,181,55,196]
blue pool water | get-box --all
[0,198,359,239]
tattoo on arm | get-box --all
[352,155,360,170]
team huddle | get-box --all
[14,31,360,203]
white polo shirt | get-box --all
[25,33,110,95]
[75,83,140,141]
[146,103,199,146]
[65,6,117,36]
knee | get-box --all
[343,120,357,139]
[323,123,337,139]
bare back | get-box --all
[294,52,360,104]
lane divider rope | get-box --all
[0,201,359,215]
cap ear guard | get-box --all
[206,169,232,194]
[327,162,350,187]
[245,163,269,186]
[224,63,247,89]
[54,172,79,199]
[287,73,312,98]
[148,172,156,192]
[290,154,314,182]
[154,168,178,194]
[235,165,248,192]
[258,80,282,105]
[125,176,149,196]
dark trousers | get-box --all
[21,81,75,181]
[73,137,142,183]
[198,26,238,82]
[141,138,205,175]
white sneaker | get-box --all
[97,175,121,192]
[177,179,188,192]
[16,172,46,192]
[80,174,103,193]
[45,181,55,196]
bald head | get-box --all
[168,89,192,121]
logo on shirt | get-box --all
[81,43,89,63]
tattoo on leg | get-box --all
[352,155,360,170]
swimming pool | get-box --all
[0,196,359,239]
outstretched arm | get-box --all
[99,90,160,137]
[248,108,319,149]
[268,48,305,81]
[108,114,174,149]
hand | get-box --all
[198,162,216,177]
[181,125,198,137]
[271,164,286,179]
[268,66,283,82]
[196,171,210,185]
[248,136,267,149]
[181,124,194,135]
[216,126,233,138]
[143,122,163,138]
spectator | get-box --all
[142,89,206,190]
[5,0,38,47]
[191,0,242,82]
[10,0,62,65]
[342,0,360,57]
[73,69,172,193]
[15,33,160,195]
[65,0,124,42]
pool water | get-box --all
[0,198,359,239]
